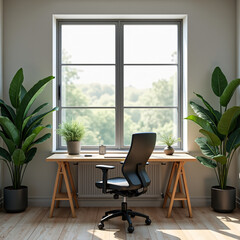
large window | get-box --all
[56,19,183,150]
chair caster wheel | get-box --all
[128,225,134,233]
[98,222,104,230]
[145,218,151,225]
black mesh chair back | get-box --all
[122,132,156,189]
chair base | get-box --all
[97,201,151,233]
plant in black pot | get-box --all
[57,120,85,155]
[186,66,240,213]
[0,68,58,212]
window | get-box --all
[56,19,183,150]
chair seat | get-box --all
[96,177,133,191]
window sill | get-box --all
[52,150,188,155]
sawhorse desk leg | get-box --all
[163,161,192,218]
[49,161,79,218]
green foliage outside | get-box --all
[186,67,240,189]
[61,51,178,147]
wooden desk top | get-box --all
[46,153,196,162]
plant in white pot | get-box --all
[0,68,58,212]
[57,120,85,155]
[186,66,240,212]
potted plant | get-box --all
[159,133,181,155]
[57,120,85,155]
[186,66,240,212]
[0,68,58,212]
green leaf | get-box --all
[196,156,217,168]
[21,104,49,131]
[20,85,27,101]
[220,78,240,107]
[190,101,216,125]
[31,103,48,115]
[0,147,12,162]
[211,67,228,97]
[24,107,58,137]
[0,131,15,154]
[217,106,240,135]
[228,115,239,134]
[25,147,37,163]
[213,155,227,165]
[32,126,46,135]
[9,68,24,109]
[226,128,240,152]
[12,149,25,166]
[199,129,221,146]
[32,133,51,145]
[195,137,217,158]
[193,93,219,122]
[16,76,54,130]
[185,115,213,133]
[213,110,222,122]
[0,116,20,145]
[0,99,16,122]
[22,133,36,152]
[22,115,33,131]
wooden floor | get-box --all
[0,207,239,240]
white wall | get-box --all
[2,0,237,206]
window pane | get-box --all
[62,25,115,64]
[124,108,178,146]
[62,109,115,146]
[62,66,115,107]
[124,66,178,107]
[124,25,178,64]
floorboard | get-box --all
[0,207,239,240]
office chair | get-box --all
[95,132,156,233]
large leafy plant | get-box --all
[0,68,58,189]
[186,67,240,189]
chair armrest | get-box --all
[96,165,115,193]
[96,165,115,170]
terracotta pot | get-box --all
[164,146,174,155]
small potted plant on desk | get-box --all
[186,66,240,213]
[160,133,181,155]
[57,120,85,155]
[0,68,58,212]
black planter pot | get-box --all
[211,186,236,213]
[4,186,28,213]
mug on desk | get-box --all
[99,145,106,155]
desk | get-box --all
[46,153,196,218]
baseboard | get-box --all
[189,196,211,207]
[28,196,52,207]
[28,195,212,208]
